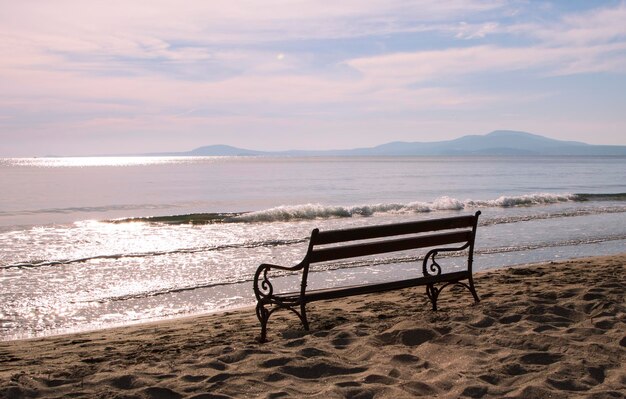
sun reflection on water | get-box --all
[5,156,235,168]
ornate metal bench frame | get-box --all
[253,211,481,342]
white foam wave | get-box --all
[234,203,403,222]
[466,193,575,207]
[233,193,579,223]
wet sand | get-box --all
[1,254,625,398]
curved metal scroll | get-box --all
[254,267,273,300]
[253,262,309,342]
[422,242,470,277]
[253,262,306,305]
[422,241,478,311]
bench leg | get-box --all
[426,283,439,311]
[299,303,310,331]
[256,302,270,343]
[426,278,480,312]
[468,275,480,304]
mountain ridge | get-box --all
[151,130,626,157]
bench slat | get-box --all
[309,230,472,263]
[290,271,470,302]
[313,214,476,245]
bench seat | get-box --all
[277,270,470,303]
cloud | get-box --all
[0,1,509,82]
[1,1,504,47]
[455,22,500,39]
[527,2,626,46]
[2,1,626,154]
[347,41,626,88]
[346,3,626,90]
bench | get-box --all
[253,211,481,342]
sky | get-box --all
[1,1,626,156]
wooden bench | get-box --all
[253,211,481,342]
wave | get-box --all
[479,206,626,226]
[89,278,255,304]
[7,191,585,225]
[219,192,625,223]
[233,194,576,222]
[571,193,626,201]
[232,201,456,223]
[465,193,576,207]
[1,237,307,270]
[4,192,624,223]
[104,192,625,225]
[109,212,243,224]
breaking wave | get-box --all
[104,192,626,224]
[232,198,464,223]
[233,194,576,222]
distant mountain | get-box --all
[154,130,626,157]
[150,144,264,157]
[188,145,264,156]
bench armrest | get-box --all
[257,262,302,272]
[253,261,306,302]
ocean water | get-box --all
[1,156,625,340]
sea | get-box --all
[1,155,625,341]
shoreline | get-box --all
[2,253,625,398]
[4,247,626,343]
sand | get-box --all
[1,254,625,398]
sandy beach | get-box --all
[1,254,624,398]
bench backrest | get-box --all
[305,211,481,265]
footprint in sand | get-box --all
[280,361,367,379]
[363,373,397,385]
[331,331,356,349]
[374,321,439,347]
[141,386,183,399]
[264,372,288,382]
[187,393,233,399]
[297,347,328,358]
[180,374,208,383]
[545,362,606,392]
[107,374,146,390]
[259,357,292,368]
[390,353,430,370]
[519,352,563,365]
[192,360,227,371]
